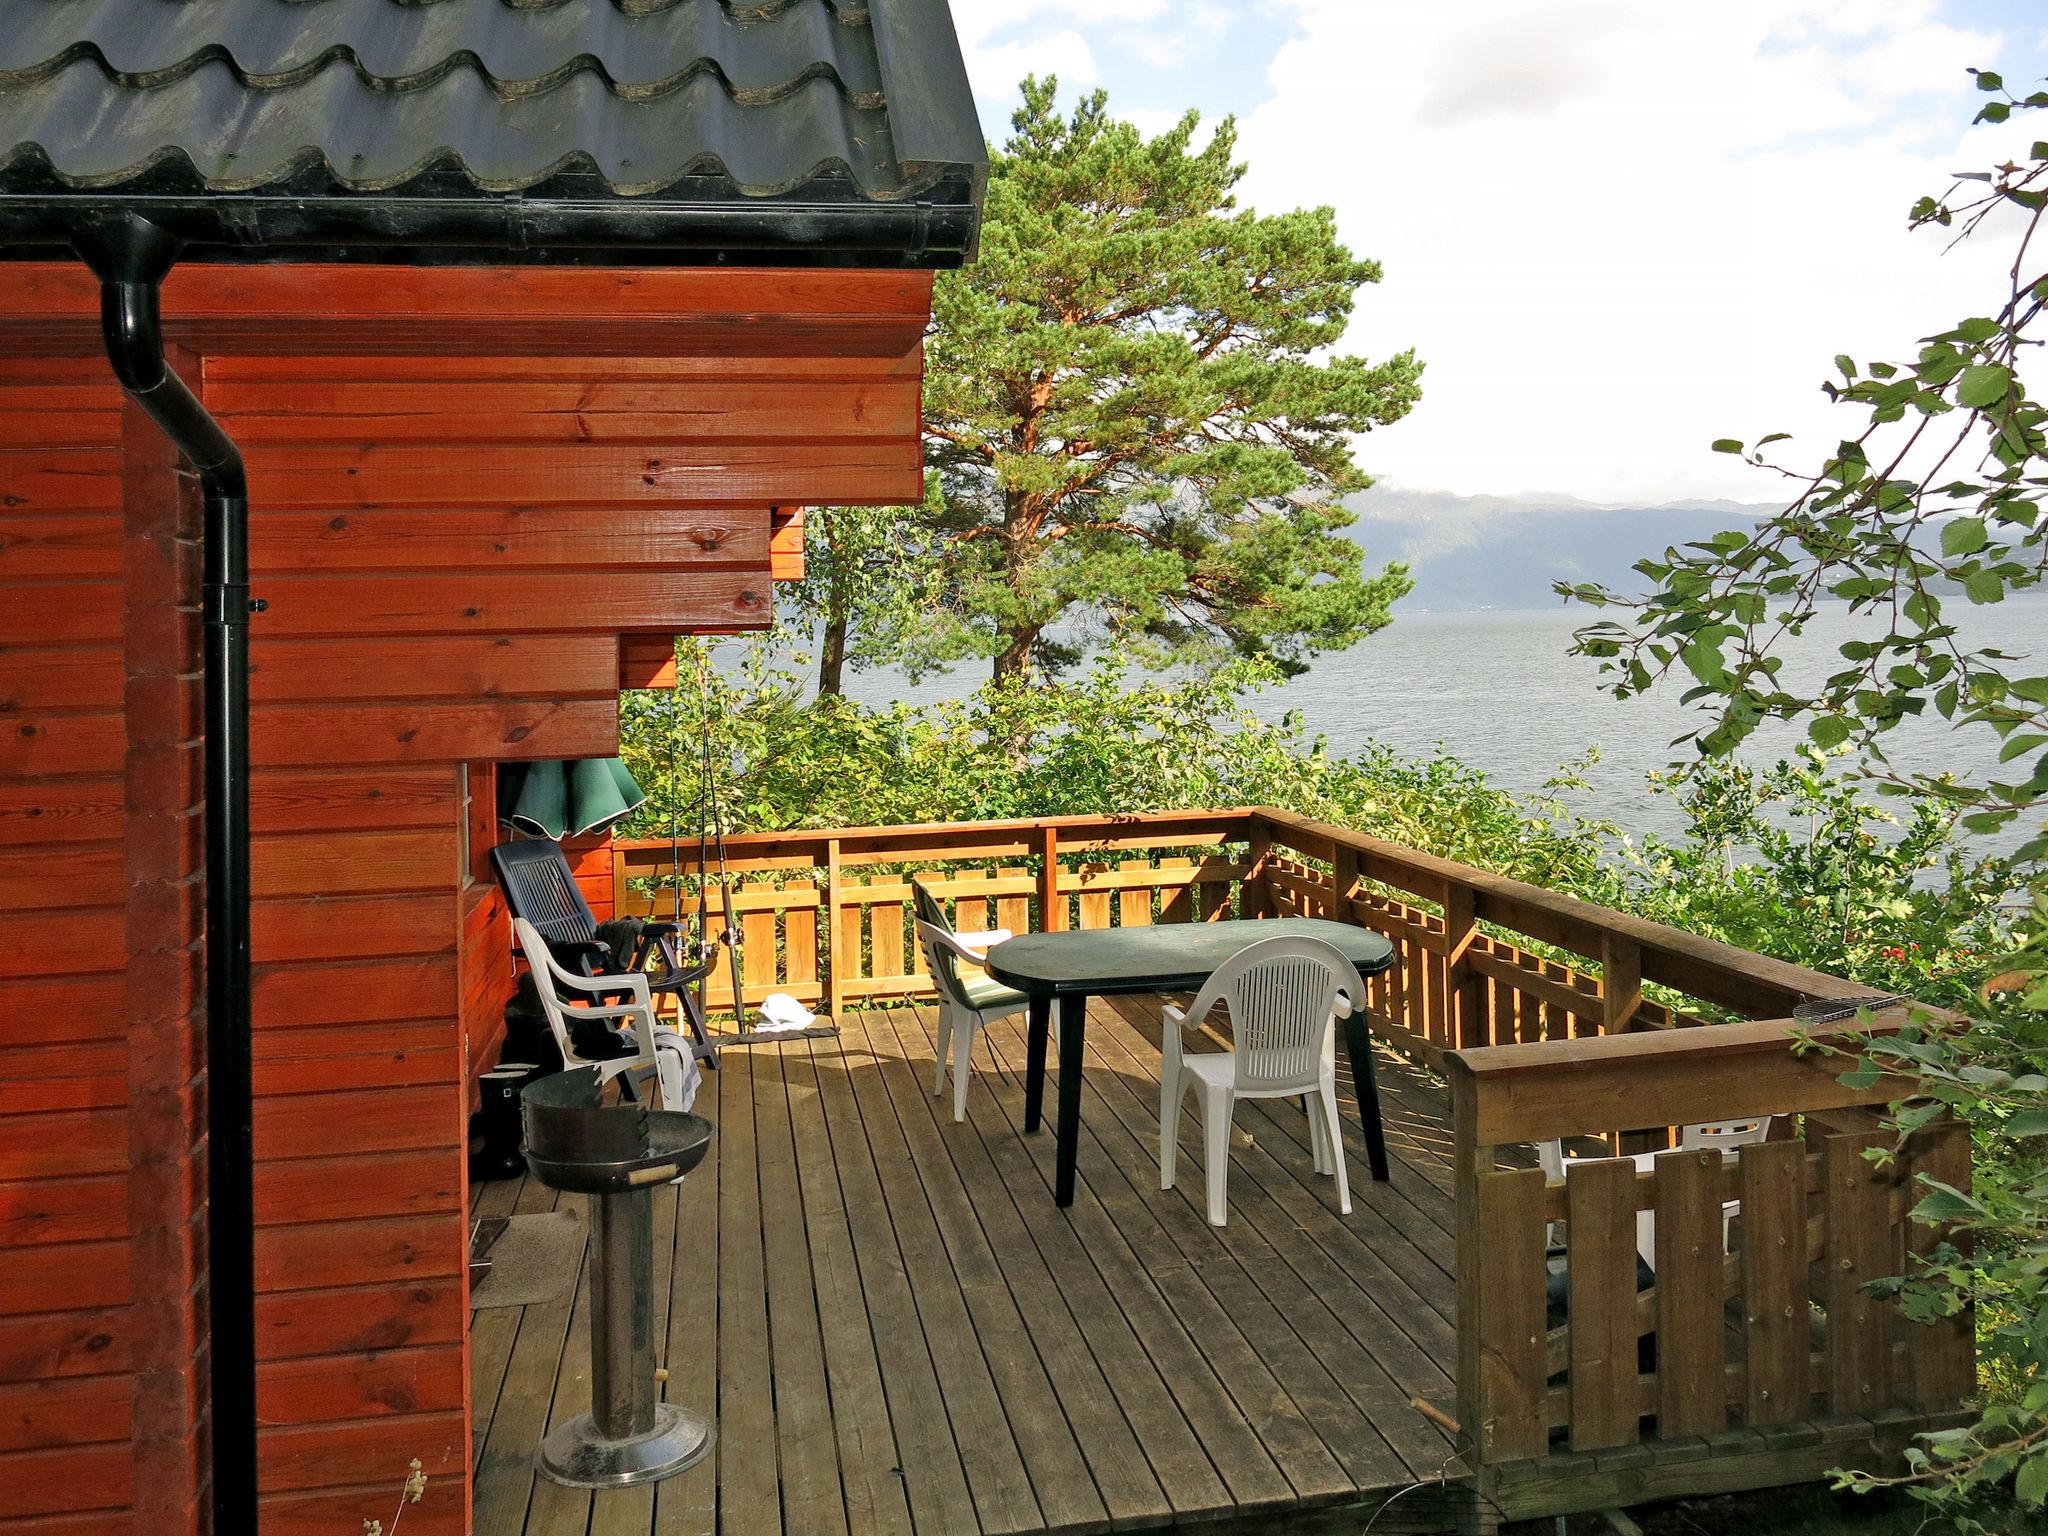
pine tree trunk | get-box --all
[992,629,1035,684]
[818,612,848,696]
[816,510,849,696]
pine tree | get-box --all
[913,78,1422,682]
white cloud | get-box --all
[950,0,1167,103]
[965,26,1100,101]
[1120,3,1232,70]
[1117,106,1189,139]
[1236,0,2033,502]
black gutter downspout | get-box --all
[73,214,259,1535]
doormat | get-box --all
[469,1211,584,1310]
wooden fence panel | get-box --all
[1118,859,1153,927]
[1475,1166,1550,1461]
[996,867,1030,936]
[784,885,818,995]
[1652,1149,1727,1438]
[1824,1132,1896,1415]
[867,889,906,982]
[1076,864,1112,930]
[607,840,1254,1014]
[1740,1140,1811,1426]
[1565,1158,1643,1452]
[1902,1120,1975,1407]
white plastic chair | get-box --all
[1538,1116,1778,1263]
[512,917,696,1112]
[915,918,1029,1122]
[1158,934,1364,1227]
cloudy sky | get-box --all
[948,1,2048,505]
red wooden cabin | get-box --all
[0,6,983,1533]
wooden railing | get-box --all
[606,810,1255,1016]
[1241,809,1972,1511]
[595,805,1972,1514]
[1446,1024,1973,1517]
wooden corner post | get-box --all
[1444,882,1488,1050]
[1243,816,1274,918]
[824,837,845,1019]
[1038,824,1064,932]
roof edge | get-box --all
[866,0,985,256]
[0,187,979,268]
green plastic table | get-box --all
[982,918,1397,1208]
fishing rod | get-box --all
[692,650,744,1023]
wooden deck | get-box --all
[468,996,1473,1536]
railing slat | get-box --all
[1117,859,1153,928]
[824,838,845,1018]
[1476,1165,1550,1460]
[1077,863,1111,929]
[1157,857,1193,923]
[1901,1119,1975,1408]
[785,879,818,992]
[997,865,1030,936]
[868,889,905,980]
[1566,1157,1642,1452]
[742,882,778,1001]
[1740,1139,1810,1425]
[1652,1148,1727,1438]
[1038,825,1063,932]
[1823,1131,1896,1414]
[837,873,866,987]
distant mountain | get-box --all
[1340,485,1776,613]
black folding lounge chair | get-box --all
[491,836,837,1066]
[490,837,719,1059]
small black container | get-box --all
[469,1061,540,1180]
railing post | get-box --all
[1600,932,1643,1034]
[1038,824,1064,932]
[824,836,845,1020]
[1330,841,1360,923]
[1444,882,1488,1050]
[1451,1062,1548,1498]
[1243,816,1274,918]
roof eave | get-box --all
[0,183,981,268]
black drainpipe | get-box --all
[72,213,259,1534]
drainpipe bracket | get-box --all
[203,582,258,625]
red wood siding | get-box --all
[0,263,931,1534]
[0,357,149,1534]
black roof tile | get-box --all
[0,0,984,265]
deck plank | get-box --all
[467,1168,546,1470]
[475,999,1473,1536]
[713,1045,781,1536]
[837,1009,1049,1536]
[785,1036,916,1536]
[652,1059,720,1536]
[471,1175,583,1536]
[895,1006,1292,1520]
[521,1217,597,1536]
[978,1009,1425,1492]
[807,1017,984,1536]
[870,1005,1164,1529]
[754,1045,853,1536]
[1082,999,1455,1476]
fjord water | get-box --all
[839,597,2048,851]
